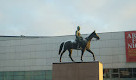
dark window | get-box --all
[111,69,119,78]
[133,68,136,78]
[0,70,52,80]
[120,68,132,78]
[103,69,110,78]
[112,69,118,73]
[112,74,119,78]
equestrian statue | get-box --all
[58,26,100,62]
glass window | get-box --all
[133,68,136,72]
[3,72,14,80]
[25,71,33,76]
[33,71,45,75]
[45,70,52,75]
[112,74,119,78]
[0,72,4,80]
[0,72,4,76]
[111,69,119,78]
[6,76,14,80]
[46,74,52,80]
[25,75,33,80]
[45,70,52,80]
[103,69,110,78]
[133,72,136,78]
[33,75,45,80]
[0,76,4,80]
[112,69,119,73]
[0,71,48,80]
[120,68,132,78]
[133,68,136,78]
[4,72,14,76]
[14,71,24,76]
[14,76,24,80]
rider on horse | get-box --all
[75,26,83,48]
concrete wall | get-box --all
[53,62,103,80]
[0,31,136,71]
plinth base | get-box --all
[52,61,103,80]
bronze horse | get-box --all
[58,31,100,62]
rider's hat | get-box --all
[77,26,80,30]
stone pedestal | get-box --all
[52,61,103,80]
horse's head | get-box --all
[92,30,100,40]
[85,30,100,41]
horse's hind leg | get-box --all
[81,49,85,62]
[86,49,95,61]
[60,49,66,62]
[68,49,75,62]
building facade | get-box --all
[0,31,136,80]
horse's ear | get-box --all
[94,30,96,33]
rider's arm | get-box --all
[75,31,79,38]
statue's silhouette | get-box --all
[58,31,100,62]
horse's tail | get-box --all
[58,42,65,55]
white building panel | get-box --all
[0,31,136,72]
[111,32,125,39]
[99,33,112,40]
[118,39,125,47]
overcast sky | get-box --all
[0,0,136,36]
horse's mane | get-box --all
[85,31,94,41]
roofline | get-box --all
[0,30,135,38]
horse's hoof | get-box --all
[72,60,75,62]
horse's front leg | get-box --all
[81,49,85,62]
[86,49,95,61]
[68,49,75,62]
